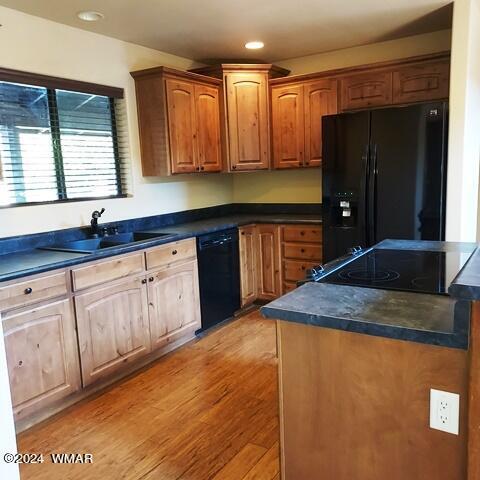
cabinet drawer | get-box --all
[284,260,319,282]
[282,225,322,244]
[72,253,144,291]
[146,238,196,270]
[283,243,322,261]
[0,272,67,311]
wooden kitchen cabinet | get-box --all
[271,78,337,169]
[75,276,151,387]
[165,78,197,173]
[147,259,201,350]
[3,299,81,420]
[256,224,282,300]
[131,66,223,176]
[340,71,393,111]
[239,225,258,306]
[392,61,449,104]
[271,84,305,169]
[191,64,289,171]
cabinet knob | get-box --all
[300,231,305,236]
[200,166,205,171]
[301,248,305,253]
[301,265,306,271]
[141,279,147,284]
[18,360,23,366]
[305,161,310,166]
[149,277,154,282]
[24,287,33,295]
[232,165,237,170]
[172,249,178,255]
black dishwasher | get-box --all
[197,229,241,331]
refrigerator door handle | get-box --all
[368,143,378,245]
[362,144,370,246]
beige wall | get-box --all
[446,0,480,241]
[276,29,452,75]
[0,6,233,237]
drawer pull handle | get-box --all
[172,250,178,255]
[24,287,33,295]
[141,279,147,284]
[149,277,154,282]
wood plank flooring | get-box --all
[17,310,280,480]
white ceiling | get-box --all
[0,0,453,62]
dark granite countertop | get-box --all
[261,282,470,349]
[0,212,321,283]
[261,239,477,349]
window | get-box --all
[0,70,128,206]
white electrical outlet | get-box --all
[430,389,460,435]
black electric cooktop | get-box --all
[320,248,472,295]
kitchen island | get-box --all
[261,240,479,480]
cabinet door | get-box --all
[225,72,270,171]
[195,84,222,172]
[239,225,258,306]
[75,277,151,386]
[148,260,201,350]
[3,299,81,420]
[304,78,337,167]
[271,85,304,169]
[257,225,281,300]
[165,79,197,174]
[393,62,449,104]
[340,72,392,111]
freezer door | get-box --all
[369,102,447,243]
[322,111,370,262]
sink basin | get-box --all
[41,231,173,254]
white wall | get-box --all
[446,0,480,241]
[0,318,19,480]
[0,6,233,238]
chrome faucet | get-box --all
[90,208,105,237]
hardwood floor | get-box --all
[17,310,280,480]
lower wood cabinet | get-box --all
[257,225,282,300]
[3,299,81,420]
[75,276,151,387]
[239,225,258,306]
[238,223,322,303]
[147,260,201,350]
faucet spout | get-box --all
[90,208,105,237]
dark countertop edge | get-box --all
[260,304,469,350]
[448,247,480,301]
[0,215,321,283]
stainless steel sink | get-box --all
[41,231,173,254]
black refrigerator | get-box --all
[322,102,448,263]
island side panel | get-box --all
[277,320,468,480]
[469,301,480,480]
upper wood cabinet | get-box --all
[75,276,151,387]
[190,64,290,172]
[304,79,338,167]
[340,71,393,111]
[392,61,450,104]
[3,299,81,420]
[271,78,337,169]
[271,84,305,169]
[131,66,223,176]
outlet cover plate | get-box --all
[430,388,460,435]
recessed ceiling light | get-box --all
[245,41,264,50]
[77,11,105,22]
